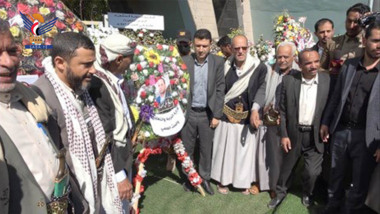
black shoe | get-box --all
[268,196,284,209]
[182,182,194,192]
[201,180,214,195]
[302,195,313,207]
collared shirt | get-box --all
[341,60,379,126]
[0,91,59,200]
[298,74,319,125]
[192,56,209,108]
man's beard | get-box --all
[66,67,90,92]
[178,45,191,56]
[0,67,18,93]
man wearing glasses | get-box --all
[211,35,268,195]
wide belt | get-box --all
[223,104,248,124]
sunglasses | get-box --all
[233,46,248,51]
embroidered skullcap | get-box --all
[99,34,136,66]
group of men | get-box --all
[0,2,379,214]
[0,19,136,213]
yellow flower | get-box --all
[144,49,161,65]
[278,15,283,22]
[39,7,50,16]
[10,26,20,38]
[22,48,33,57]
[171,47,179,57]
[45,26,58,37]
[130,105,140,122]
[0,9,7,20]
[217,51,224,57]
[288,25,293,30]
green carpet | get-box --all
[136,153,326,214]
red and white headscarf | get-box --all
[43,57,122,214]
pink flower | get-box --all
[55,21,66,30]
[45,37,53,45]
[158,63,163,73]
[157,44,163,50]
[0,0,11,8]
[17,3,30,14]
[149,75,156,85]
[8,10,16,18]
[57,2,64,10]
[141,91,147,99]
[49,7,56,13]
[31,6,39,14]
[43,0,55,7]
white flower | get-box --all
[153,69,158,74]
[168,70,175,77]
[136,97,142,104]
[140,169,147,177]
[172,58,177,63]
[56,10,65,20]
[27,0,39,5]
[129,64,136,71]
[162,45,169,50]
[9,15,23,27]
[142,69,148,76]
[144,131,150,137]
[142,29,147,33]
[177,85,182,90]
[178,69,183,77]
[165,57,170,63]
[148,95,154,102]
[172,91,178,97]
[260,55,267,61]
[149,33,154,37]
[138,33,143,38]
[140,61,147,68]
[298,16,307,24]
[137,46,144,51]
[183,83,188,89]
[182,98,188,104]
[138,55,145,62]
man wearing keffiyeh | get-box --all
[89,33,136,211]
[33,32,122,214]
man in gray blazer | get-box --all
[180,29,225,195]
[321,21,380,214]
[268,49,330,208]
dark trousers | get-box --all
[327,126,376,212]
[276,129,323,199]
[266,125,284,190]
[181,108,214,180]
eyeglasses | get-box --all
[233,46,248,51]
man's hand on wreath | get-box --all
[117,178,133,200]
[210,118,220,128]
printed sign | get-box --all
[150,105,185,137]
[19,12,57,49]
[108,12,164,30]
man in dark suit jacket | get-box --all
[180,29,225,195]
[321,22,380,214]
[268,49,330,208]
